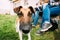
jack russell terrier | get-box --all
[14,6,34,40]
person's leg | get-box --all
[36,3,52,34]
[33,11,39,25]
[36,6,60,34]
[42,4,50,23]
[32,8,40,27]
[50,6,60,15]
[40,3,52,32]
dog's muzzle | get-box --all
[19,23,32,34]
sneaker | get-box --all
[35,28,43,35]
[40,23,52,32]
[35,22,52,35]
[32,23,36,28]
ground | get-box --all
[0,14,60,40]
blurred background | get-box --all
[0,0,60,40]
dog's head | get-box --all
[14,6,34,34]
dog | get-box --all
[14,6,34,40]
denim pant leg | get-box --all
[32,11,39,26]
[50,6,60,15]
[40,5,50,28]
[32,13,35,22]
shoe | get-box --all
[40,22,52,32]
[32,25,36,28]
[35,28,43,35]
[35,22,52,35]
[32,23,36,28]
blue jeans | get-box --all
[50,6,60,15]
[32,5,60,28]
[32,10,39,26]
[40,5,50,28]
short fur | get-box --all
[14,6,34,40]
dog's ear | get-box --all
[13,6,22,13]
[29,6,34,13]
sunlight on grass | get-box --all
[0,14,60,40]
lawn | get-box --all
[0,14,60,40]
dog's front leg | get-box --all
[19,31,22,40]
[16,18,19,32]
[28,33,31,40]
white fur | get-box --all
[16,20,19,32]
[28,33,31,40]
[16,20,31,40]
[19,31,31,40]
[19,31,22,40]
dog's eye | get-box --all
[28,12,32,17]
[17,12,23,17]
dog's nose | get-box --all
[19,23,32,34]
[22,29,30,34]
[22,24,31,34]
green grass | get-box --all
[0,14,60,40]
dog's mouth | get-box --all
[19,23,32,34]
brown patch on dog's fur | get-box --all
[14,6,34,24]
